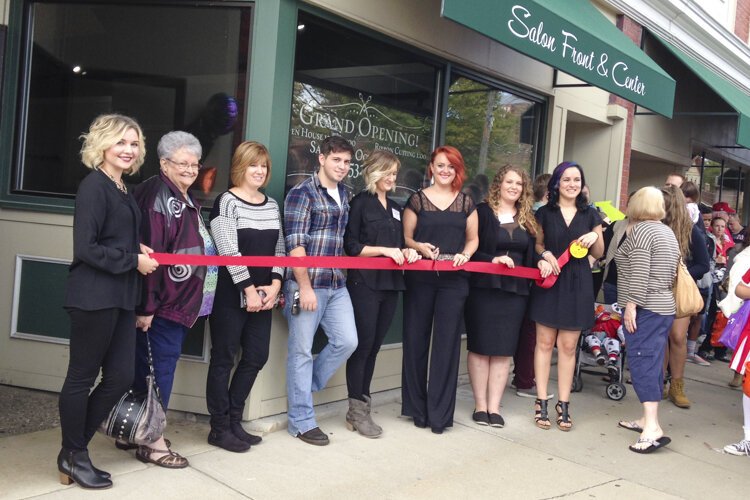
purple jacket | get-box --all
[133,173,214,327]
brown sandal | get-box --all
[136,444,189,469]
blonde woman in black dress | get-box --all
[465,165,551,427]
[531,162,603,431]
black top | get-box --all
[529,203,602,330]
[686,222,710,280]
[470,203,535,295]
[406,190,476,254]
[344,191,406,291]
[64,169,141,311]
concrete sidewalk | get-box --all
[1,360,748,499]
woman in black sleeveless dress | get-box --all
[465,165,550,428]
[401,146,478,434]
[530,162,603,431]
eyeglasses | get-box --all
[164,158,202,171]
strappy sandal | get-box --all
[116,437,170,451]
[136,444,189,469]
[534,398,551,430]
[556,401,572,431]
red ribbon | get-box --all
[150,252,567,288]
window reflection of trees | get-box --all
[446,77,538,204]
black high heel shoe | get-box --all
[534,399,550,430]
[57,449,112,489]
[555,401,573,431]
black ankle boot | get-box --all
[208,428,251,453]
[57,449,112,489]
[230,420,263,446]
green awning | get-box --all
[654,36,750,149]
[441,0,675,117]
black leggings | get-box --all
[206,307,272,426]
[346,280,399,401]
[59,308,135,451]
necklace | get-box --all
[98,167,127,194]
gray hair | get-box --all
[157,131,202,160]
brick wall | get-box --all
[609,15,642,210]
[737,0,750,42]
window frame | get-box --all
[0,0,256,213]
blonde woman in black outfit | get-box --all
[344,150,419,438]
[59,114,158,489]
[465,165,550,427]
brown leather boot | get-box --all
[668,377,691,408]
[345,398,382,438]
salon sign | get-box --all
[441,0,675,117]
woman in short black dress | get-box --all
[530,162,603,431]
[465,165,551,428]
[344,150,419,438]
[402,145,478,434]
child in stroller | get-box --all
[574,303,627,400]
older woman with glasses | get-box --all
[127,131,218,468]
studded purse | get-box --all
[98,333,166,445]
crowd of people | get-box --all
[57,114,750,489]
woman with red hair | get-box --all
[401,145,479,434]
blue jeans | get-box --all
[133,316,189,409]
[283,281,358,436]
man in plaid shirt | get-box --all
[283,136,358,446]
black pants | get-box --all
[346,280,399,401]
[206,307,272,427]
[59,308,135,451]
[401,271,469,429]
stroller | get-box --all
[572,303,627,401]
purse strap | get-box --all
[143,332,164,404]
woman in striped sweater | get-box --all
[207,141,285,452]
[615,186,679,453]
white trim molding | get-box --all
[602,0,750,93]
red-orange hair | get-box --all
[427,145,466,192]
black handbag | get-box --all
[98,333,166,445]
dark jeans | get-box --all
[512,314,536,389]
[401,271,468,429]
[133,316,188,409]
[59,308,135,451]
[206,307,272,427]
[346,280,399,401]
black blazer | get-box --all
[470,202,535,295]
[64,169,142,311]
[344,191,406,291]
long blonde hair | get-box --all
[661,185,692,258]
[487,165,538,236]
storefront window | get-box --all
[13,1,252,208]
[445,75,541,203]
[287,13,438,205]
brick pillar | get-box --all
[609,15,643,211]
[736,0,750,42]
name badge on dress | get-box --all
[392,208,401,221]
[498,213,514,224]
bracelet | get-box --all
[541,250,551,258]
